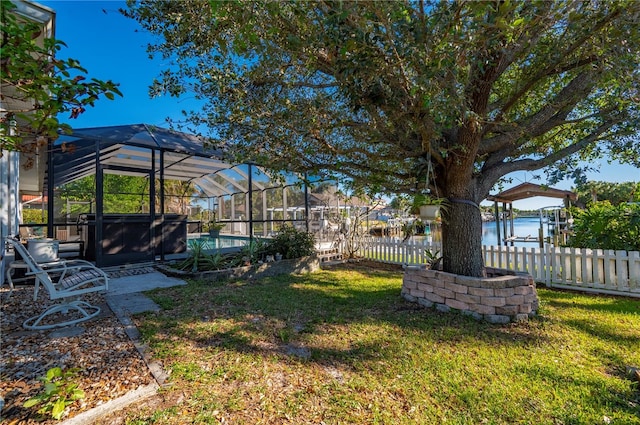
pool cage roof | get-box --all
[50,123,298,197]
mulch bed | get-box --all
[0,284,154,424]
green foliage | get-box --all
[262,225,316,260]
[22,209,46,224]
[574,181,640,207]
[175,227,315,273]
[238,238,269,264]
[203,221,225,232]
[23,367,85,420]
[424,249,442,270]
[123,1,640,277]
[408,194,444,215]
[177,239,230,272]
[1,0,121,154]
[123,1,640,196]
[569,202,640,251]
[388,195,410,213]
[56,175,200,217]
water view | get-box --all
[482,216,547,248]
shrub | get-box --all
[177,239,232,271]
[264,225,316,259]
[23,367,85,420]
[238,238,269,264]
[171,227,316,272]
[569,202,640,251]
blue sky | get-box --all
[39,0,639,210]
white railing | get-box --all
[348,236,640,298]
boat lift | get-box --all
[486,183,577,248]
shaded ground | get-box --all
[2,261,638,424]
[0,285,154,424]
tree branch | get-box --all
[479,70,596,155]
[476,119,617,196]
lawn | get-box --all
[111,263,640,424]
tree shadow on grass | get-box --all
[541,288,640,348]
[136,266,640,422]
[142,266,553,369]
[541,288,640,315]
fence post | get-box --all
[581,248,590,286]
[630,251,640,292]
[359,237,638,297]
[603,250,614,288]
[544,243,552,287]
[569,247,577,286]
[616,250,628,291]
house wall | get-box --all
[1,1,55,284]
[0,151,21,284]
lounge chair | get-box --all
[4,237,109,330]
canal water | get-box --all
[414,216,548,248]
[482,216,546,248]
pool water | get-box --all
[187,235,251,250]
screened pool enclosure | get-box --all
[40,124,321,267]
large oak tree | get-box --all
[123,0,640,277]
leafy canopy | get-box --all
[1,0,121,162]
[123,0,639,202]
[123,0,640,276]
[573,181,640,207]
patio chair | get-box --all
[4,237,109,330]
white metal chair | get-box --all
[4,237,109,330]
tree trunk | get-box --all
[441,201,484,277]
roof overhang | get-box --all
[51,124,249,197]
[487,182,577,204]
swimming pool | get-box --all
[187,235,251,250]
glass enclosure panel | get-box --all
[252,190,264,221]
[159,179,199,215]
[219,195,232,221]
[53,175,95,222]
[102,173,150,214]
[232,193,247,220]
[266,188,284,221]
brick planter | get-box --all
[402,266,538,323]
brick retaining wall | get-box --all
[402,266,539,323]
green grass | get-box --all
[125,264,640,424]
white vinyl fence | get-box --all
[350,236,640,298]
